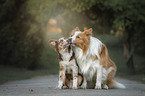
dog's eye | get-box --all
[60,40,63,42]
[76,36,80,38]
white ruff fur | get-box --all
[60,51,76,69]
[72,35,113,82]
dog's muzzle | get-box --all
[68,37,72,44]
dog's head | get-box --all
[69,27,92,54]
[49,38,71,53]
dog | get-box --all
[49,38,83,89]
[69,27,126,89]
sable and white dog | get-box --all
[69,27,126,89]
[49,38,83,89]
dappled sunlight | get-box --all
[46,18,62,33]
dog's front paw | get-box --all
[95,85,102,89]
[81,83,87,89]
[103,84,108,90]
[72,86,78,89]
[63,86,68,89]
[56,86,62,89]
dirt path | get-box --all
[0,75,145,96]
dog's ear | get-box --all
[49,40,58,48]
[71,27,80,37]
[58,37,65,42]
[84,28,92,38]
[74,27,80,31]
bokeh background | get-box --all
[0,0,145,84]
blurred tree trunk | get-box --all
[123,18,136,75]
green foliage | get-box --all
[63,0,97,12]
[63,0,145,50]
[63,0,145,28]
[0,0,43,69]
[60,0,115,34]
[0,0,90,69]
[104,0,145,27]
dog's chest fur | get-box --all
[74,47,100,80]
[73,37,113,81]
[60,50,74,66]
[58,45,76,73]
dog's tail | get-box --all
[109,80,126,89]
